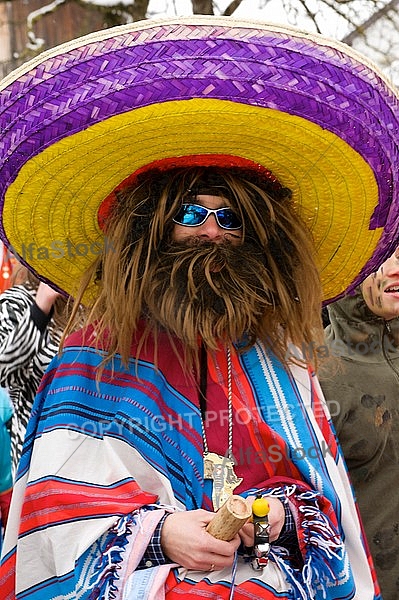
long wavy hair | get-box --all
[64,166,323,371]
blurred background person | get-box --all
[0,386,12,550]
[320,245,399,600]
[0,263,74,474]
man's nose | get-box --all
[383,253,399,277]
[198,214,224,240]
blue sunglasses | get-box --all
[173,203,242,230]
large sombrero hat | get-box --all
[1,16,399,303]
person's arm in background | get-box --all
[0,282,61,388]
[33,282,61,321]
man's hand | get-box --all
[161,509,241,571]
[238,496,285,548]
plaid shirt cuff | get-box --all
[276,500,301,564]
[280,501,295,535]
[137,512,170,570]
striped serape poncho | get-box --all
[0,324,380,599]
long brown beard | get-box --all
[142,239,276,350]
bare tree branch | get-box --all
[223,0,243,16]
[192,0,214,14]
[342,0,399,43]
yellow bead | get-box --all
[252,497,270,518]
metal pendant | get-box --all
[203,451,243,510]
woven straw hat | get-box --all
[1,16,399,302]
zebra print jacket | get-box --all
[0,285,60,474]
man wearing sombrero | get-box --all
[0,15,397,600]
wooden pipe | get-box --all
[206,495,252,541]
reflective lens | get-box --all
[173,204,242,230]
